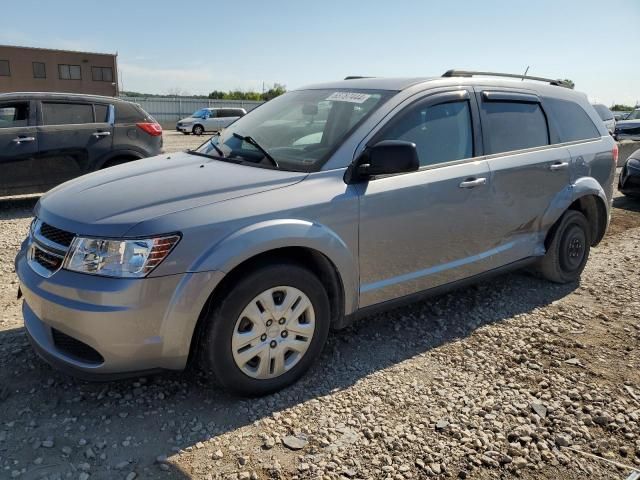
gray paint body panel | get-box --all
[15,76,616,376]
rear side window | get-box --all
[481,101,549,154]
[592,104,613,121]
[379,99,474,167]
[545,98,601,142]
[94,104,109,122]
[42,102,93,125]
[0,102,29,128]
[115,102,146,123]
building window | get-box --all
[58,64,81,80]
[91,66,113,82]
[0,60,10,76]
[33,62,46,79]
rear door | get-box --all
[476,89,572,265]
[0,99,40,195]
[36,101,114,186]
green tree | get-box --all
[611,104,634,111]
[208,90,226,99]
[261,83,286,101]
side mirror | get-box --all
[346,140,419,183]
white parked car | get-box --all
[592,104,615,135]
[176,107,246,135]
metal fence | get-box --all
[120,96,264,127]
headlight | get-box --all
[64,235,180,278]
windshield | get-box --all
[191,109,209,118]
[195,88,392,171]
[593,104,613,121]
[625,109,640,120]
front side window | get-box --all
[196,88,391,171]
[58,64,81,80]
[191,109,211,118]
[545,98,600,142]
[42,102,93,125]
[377,99,473,167]
[0,60,9,76]
[481,101,549,154]
[32,62,46,79]
[92,66,113,82]
[0,102,29,128]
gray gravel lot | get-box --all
[0,132,639,479]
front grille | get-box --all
[33,247,63,271]
[40,223,75,247]
[51,329,104,364]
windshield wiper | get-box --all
[232,132,279,168]
[208,136,225,157]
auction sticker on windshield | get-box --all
[326,92,372,104]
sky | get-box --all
[1,0,639,106]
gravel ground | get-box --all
[0,133,639,479]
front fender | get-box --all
[190,219,359,314]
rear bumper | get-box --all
[16,245,224,378]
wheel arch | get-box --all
[543,178,609,248]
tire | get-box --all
[192,125,204,136]
[199,262,330,396]
[536,210,591,284]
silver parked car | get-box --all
[16,70,617,395]
[591,103,615,134]
[176,107,246,135]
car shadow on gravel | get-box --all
[0,270,576,479]
[613,195,640,213]
[0,195,39,219]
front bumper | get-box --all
[15,245,223,378]
[176,124,192,133]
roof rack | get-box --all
[344,76,374,80]
[442,70,574,89]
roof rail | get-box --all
[343,76,374,80]
[442,70,574,89]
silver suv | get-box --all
[16,71,617,395]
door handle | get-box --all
[12,136,35,144]
[92,131,111,138]
[549,162,569,171]
[459,177,487,189]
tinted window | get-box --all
[482,101,548,154]
[32,62,46,79]
[0,103,29,128]
[115,102,145,123]
[379,100,473,167]
[545,98,600,143]
[42,103,93,125]
[92,66,113,82]
[94,104,109,122]
[58,64,81,80]
[593,104,613,121]
[0,60,9,76]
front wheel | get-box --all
[192,125,204,136]
[536,210,591,284]
[199,262,330,396]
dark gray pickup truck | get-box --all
[0,92,162,196]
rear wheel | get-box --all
[199,262,330,396]
[192,125,204,136]
[536,210,591,283]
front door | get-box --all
[0,100,40,195]
[357,90,496,308]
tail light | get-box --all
[612,143,619,166]
[136,122,163,137]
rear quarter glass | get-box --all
[116,102,149,124]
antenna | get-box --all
[521,66,530,81]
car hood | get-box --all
[35,152,307,237]
[178,117,198,124]
[616,119,640,128]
